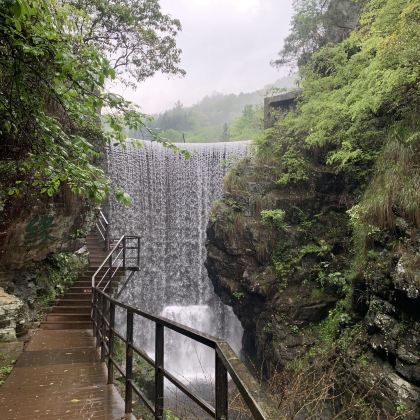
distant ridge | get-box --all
[127,75,296,143]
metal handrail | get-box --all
[96,210,110,250]
[92,235,125,288]
[91,237,278,419]
[99,210,109,225]
[92,235,140,290]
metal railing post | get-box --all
[107,301,115,385]
[155,323,164,419]
[137,237,140,269]
[105,220,110,251]
[125,310,134,414]
[123,236,126,270]
[108,253,112,289]
[90,233,271,419]
[215,350,228,420]
[92,288,96,338]
[95,293,101,346]
[100,296,107,362]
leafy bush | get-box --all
[0,0,183,203]
[260,0,420,192]
[261,209,288,230]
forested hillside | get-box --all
[128,76,295,142]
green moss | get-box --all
[261,209,287,230]
[358,353,370,369]
[310,288,326,300]
[112,336,155,420]
[300,240,331,257]
[396,401,409,417]
[0,352,16,386]
[224,162,248,193]
[35,253,87,311]
[291,298,355,371]
[232,291,245,300]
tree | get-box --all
[0,0,184,203]
[261,0,420,226]
[230,105,263,140]
[222,123,230,141]
[273,0,363,68]
[70,0,185,85]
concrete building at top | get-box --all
[263,90,301,129]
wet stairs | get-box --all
[41,231,120,330]
[0,230,135,419]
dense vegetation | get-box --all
[128,77,295,143]
[206,0,419,417]
[273,0,362,67]
[260,0,419,252]
[260,0,419,414]
[0,0,183,204]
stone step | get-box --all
[57,299,92,306]
[39,231,127,331]
[63,292,92,300]
[84,269,119,274]
[50,305,91,313]
[41,320,92,330]
[71,281,93,287]
[82,269,123,275]
[82,274,121,280]
[79,276,122,283]
[68,286,93,293]
[47,313,91,322]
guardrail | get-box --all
[95,210,110,250]
[92,235,140,291]
[91,236,277,419]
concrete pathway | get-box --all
[0,329,135,420]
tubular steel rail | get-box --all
[92,235,140,292]
[96,210,110,250]
[91,235,276,420]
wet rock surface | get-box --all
[361,225,420,387]
[206,158,349,369]
[0,187,94,341]
[0,288,25,341]
[206,157,420,415]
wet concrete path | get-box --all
[0,329,135,419]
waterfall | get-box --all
[107,140,248,381]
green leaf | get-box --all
[115,190,132,206]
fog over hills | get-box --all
[128,75,296,143]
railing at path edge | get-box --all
[91,217,278,419]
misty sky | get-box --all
[114,0,294,114]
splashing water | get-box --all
[107,140,249,380]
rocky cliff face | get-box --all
[0,186,95,340]
[206,157,351,369]
[206,157,419,416]
[0,184,94,268]
[356,222,420,407]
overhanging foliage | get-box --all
[0,0,183,203]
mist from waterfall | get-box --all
[107,140,249,381]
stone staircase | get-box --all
[41,231,121,330]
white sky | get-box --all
[113,0,294,114]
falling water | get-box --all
[107,140,249,381]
